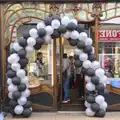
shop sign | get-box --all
[98,30,120,42]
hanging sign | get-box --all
[98,30,120,42]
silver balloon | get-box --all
[85,101,91,108]
[79,53,88,61]
[7,78,12,85]
[27,37,36,46]
[51,19,60,29]
[85,76,91,83]
[83,60,92,69]
[91,61,100,70]
[44,35,51,44]
[86,82,95,91]
[70,30,79,39]
[21,89,30,97]
[8,53,20,64]
[61,16,70,26]
[8,83,18,92]
[74,48,83,55]
[18,96,27,105]
[78,32,87,41]
[21,76,29,84]
[29,28,38,39]
[70,19,78,25]
[100,101,108,110]
[45,26,54,35]
[100,75,107,84]
[95,68,105,78]
[62,31,71,39]
[12,42,23,51]
[85,38,93,46]
[95,95,105,105]
[85,108,95,117]
[11,62,21,71]
[17,69,26,78]
[37,22,45,29]
[25,46,34,53]
[14,105,24,115]
[8,92,13,99]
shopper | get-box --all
[62,53,71,103]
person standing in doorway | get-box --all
[62,53,71,103]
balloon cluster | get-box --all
[7,15,108,117]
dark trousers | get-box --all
[76,74,84,97]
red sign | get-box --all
[98,30,120,42]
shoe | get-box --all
[62,100,69,104]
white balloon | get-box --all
[51,19,60,29]
[14,105,24,115]
[25,46,34,53]
[85,38,93,46]
[91,47,95,54]
[29,28,38,39]
[7,78,12,85]
[78,32,87,41]
[11,62,21,71]
[44,35,51,44]
[22,89,30,97]
[62,31,71,39]
[100,75,107,84]
[8,83,18,92]
[85,101,91,108]
[74,48,83,55]
[27,37,36,46]
[85,108,95,117]
[95,95,105,104]
[21,76,29,84]
[17,69,26,78]
[86,82,95,91]
[91,61,100,70]
[79,53,88,61]
[8,53,20,64]
[70,30,79,39]
[85,76,91,83]
[18,97,27,105]
[37,22,45,29]
[8,92,13,99]
[45,26,54,35]
[83,60,92,69]
[12,42,23,51]
[61,16,70,26]
[70,19,78,25]
[95,68,105,78]
[100,101,108,110]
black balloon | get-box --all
[10,49,17,54]
[37,28,46,37]
[77,41,85,49]
[91,103,100,112]
[91,76,99,85]
[7,70,16,78]
[67,22,77,31]
[12,91,21,100]
[69,39,78,46]
[23,32,30,40]
[96,109,106,117]
[18,83,26,92]
[76,24,84,33]
[9,100,18,108]
[86,95,95,103]
[44,17,52,25]
[84,45,92,54]
[35,37,45,46]
[17,49,26,58]
[19,58,28,68]
[96,83,105,92]
[58,25,67,33]
[24,101,32,108]
[12,77,21,85]
[7,63,11,70]
[74,59,82,67]
[34,44,41,50]
[22,108,32,117]
[18,38,27,48]
[74,54,79,60]
[88,54,96,62]
[51,30,60,39]
[86,68,95,77]
[52,15,61,21]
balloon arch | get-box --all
[6,16,108,118]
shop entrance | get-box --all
[56,38,85,111]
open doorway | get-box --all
[59,39,85,111]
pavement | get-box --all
[5,111,120,120]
